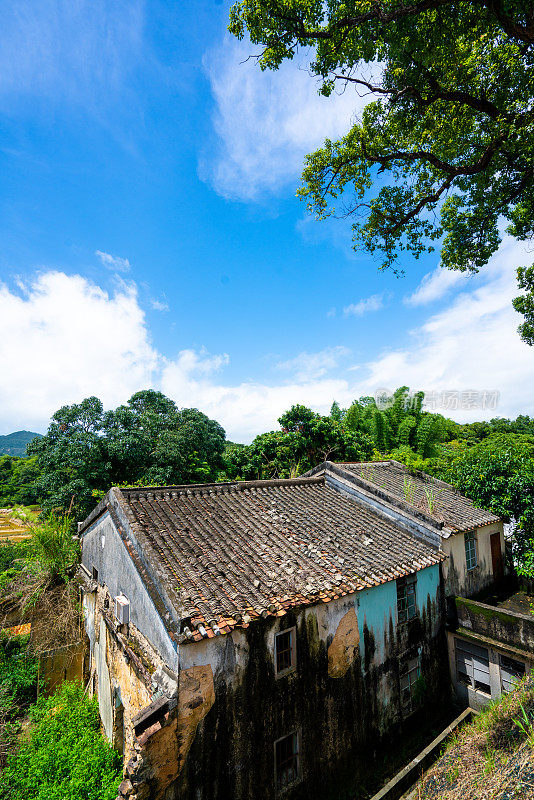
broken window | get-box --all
[464,531,478,571]
[274,731,300,789]
[455,638,490,694]
[397,573,417,624]
[275,627,296,676]
[500,654,525,693]
[400,655,421,713]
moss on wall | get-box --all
[169,591,450,800]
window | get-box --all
[455,638,490,694]
[275,627,296,676]
[274,731,300,789]
[464,531,478,571]
[500,654,525,693]
[92,566,99,582]
[400,655,421,713]
[397,573,417,624]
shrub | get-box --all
[0,681,122,800]
[0,633,39,704]
[29,513,79,583]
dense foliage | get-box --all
[2,383,534,573]
[447,435,534,575]
[338,386,456,457]
[0,455,43,506]
[28,390,227,517]
[225,403,374,479]
[0,633,39,771]
[229,1,534,341]
[0,681,122,800]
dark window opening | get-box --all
[397,573,417,624]
[456,638,490,694]
[500,654,525,693]
[92,566,99,582]
[275,731,300,789]
[275,628,296,676]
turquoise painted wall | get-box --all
[356,563,440,661]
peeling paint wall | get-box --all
[442,523,505,598]
[83,584,160,764]
[170,563,446,800]
[81,523,447,800]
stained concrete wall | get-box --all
[167,564,446,800]
[82,512,178,671]
[442,523,505,598]
[455,595,534,651]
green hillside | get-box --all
[0,430,42,457]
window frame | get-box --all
[274,626,297,678]
[464,530,478,572]
[455,637,490,695]
[499,653,525,693]
[397,573,417,625]
[274,729,301,791]
[400,654,422,714]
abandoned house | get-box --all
[78,459,519,800]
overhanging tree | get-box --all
[229,1,534,340]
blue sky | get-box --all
[0,0,533,442]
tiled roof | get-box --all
[106,476,443,641]
[312,461,500,534]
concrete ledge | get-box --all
[369,707,475,800]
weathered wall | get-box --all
[82,513,178,671]
[38,641,85,695]
[162,564,448,800]
[442,523,504,598]
[83,583,163,764]
[454,595,534,651]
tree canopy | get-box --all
[229,1,534,341]
[28,391,227,518]
[225,403,374,479]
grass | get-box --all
[412,677,534,799]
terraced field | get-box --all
[0,509,32,542]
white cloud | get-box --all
[343,294,384,317]
[160,372,352,444]
[2,241,534,444]
[0,270,351,442]
[404,266,471,306]
[95,250,131,273]
[150,298,169,312]
[0,271,158,432]
[202,37,367,200]
[276,346,350,382]
[360,238,534,421]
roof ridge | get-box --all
[119,475,324,498]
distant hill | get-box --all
[0,431,42,457]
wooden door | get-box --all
[490,532,504,582]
